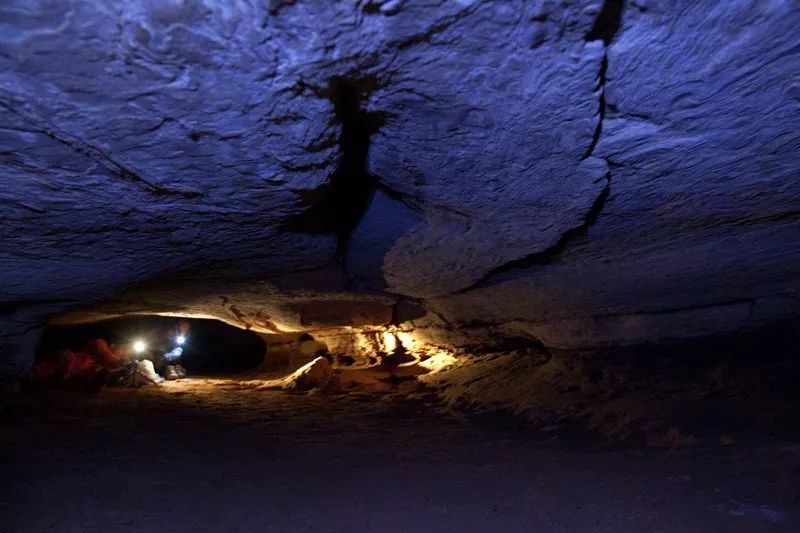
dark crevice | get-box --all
[267,0,298,16]
[582,54,608,160]
[582,1,624,161]
[362,2,382,15]
[585,0,624,45]
[284,77,387,262]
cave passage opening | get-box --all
[34,315,267,386]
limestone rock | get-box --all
[282,356,333,392]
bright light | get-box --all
[176,335,186,345]
[383,332,397,352]
[132,340,147,354]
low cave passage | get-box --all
[35,315,268,380]
[28,314,450,393]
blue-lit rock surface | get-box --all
[2,0,799,377]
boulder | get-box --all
[283,357,333,392]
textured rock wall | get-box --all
[2,0,799,377]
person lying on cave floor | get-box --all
[30,338,129,393]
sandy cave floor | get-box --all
[2,376,800,532]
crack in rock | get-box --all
[582,0,624,160]
[454,2,625,294]
[460,173,612,292]
[0,90,202,199]
[582,53,609,160]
